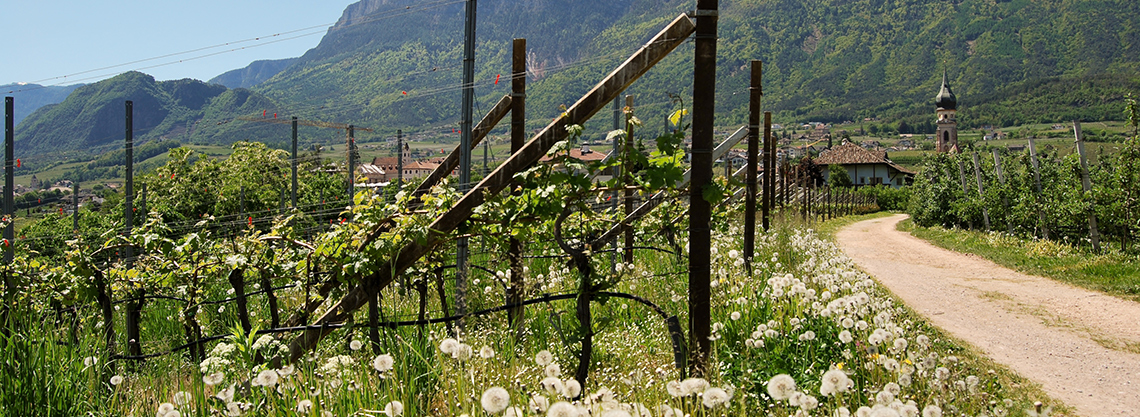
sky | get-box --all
[2,0,357,86]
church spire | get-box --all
[935,70,957,110]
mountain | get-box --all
[208,58,298,89]
[1,83,84,126]
[252,0,1140,137]
[14,0,1140,162]
[13,72,280,161]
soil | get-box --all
[835,214,1140,417]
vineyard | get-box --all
[908,98,1140,255]
[0,5,1070,417]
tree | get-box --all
[898,121,912,135]
[829,164,853,187]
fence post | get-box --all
[624,95,636,264]
[507,38,527,333]
[397,129,404,187]
[261,269,279,329]
[744,60,761,267]
[368,293,381,355]
[956,159,974,230]
[1073,121,1101,252]
[227,269,251,334]
[971,152,991,231]
[291,117,298,209]
[93,270,116,372]
[3,97,11,268]
[1027,138,1048,239]
[991,149,1013,234]
[687,0,718,377]
[763,112,773,231]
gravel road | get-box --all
[836,214,1140,416]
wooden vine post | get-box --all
[623,95,636,264]
[507,38,527,334]
[992,149,1013,233]
[744,60,761,267]
[1073,121,1101,252]
[971,152,991,231]
[762,112,773,231]
[1027,138,1049,239]
[956,158,974,230]
[688,0,718,377]
[285,13,698,362]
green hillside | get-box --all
[11,0,1140,169]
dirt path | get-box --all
[836,214,1140,417]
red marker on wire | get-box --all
[494,74,500,84]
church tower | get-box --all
[935,71,958,153]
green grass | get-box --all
[899,219,1140,302]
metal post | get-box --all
[3,97,12,265]
[971,152,991,231]
[744,61,760,264]
[456,0,478,322]
[291,117,298,209]
[1073,121,1101,251]
[240,185,246,217]
[508,38,527,331]
[1028,138,1048,238]
[763,112,773,231]
[347,125,356,202]
[624,95,635,264]
[139,183,147,218]
[125,101,134,265]
[397,129,404,186]
[688,0,717,377]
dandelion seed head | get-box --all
[481,387,511,413]
[439,338,460,354]
[702,387,730,408]
[544,363,562,378]
[349,339,363,351]
[384,400,404,416]
[535,350,554,366]
[296,399,314,414]
[372,354,395,373]
[680,378,709,396]
[110,375,123,386]
[252,369,279,388]
[203,372,224,386]
[561,379,582,399]
[480,346,496,359]
[921,405,942,417]
[541,377,564,396]
[546,401,577,417]
[766,374,797,401]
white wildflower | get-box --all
[384,400,404,416]
[702,387,730,408]
[203,372,224,386]
[372,354,395,373]
[296,399,314,415]
[481,386,511,413]
[252,369,279,388]
[766,374,797,401]
[535,350,554,366]
[561,379,582,399]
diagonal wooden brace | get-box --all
[287,14,697,361]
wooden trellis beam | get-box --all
[287,13,697,360]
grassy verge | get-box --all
[816,212,1073,416]
[899,219,1140,302]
